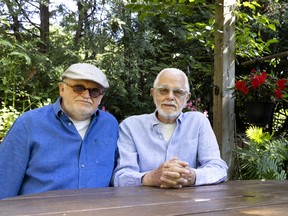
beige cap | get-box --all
[62,63,109,88]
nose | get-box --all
[81,89,91,98]
[166,90,175,100]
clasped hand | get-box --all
[142,157,196,188]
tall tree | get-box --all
[40,0,50,52]
[3,0,22,41]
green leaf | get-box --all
[0,40,13,48]
[243,2,256,10]
[8,51,31,65]
[268,24,276,31]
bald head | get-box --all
[153,68,190,92]
[151,68,191,123]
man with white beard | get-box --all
[113,68,227,188]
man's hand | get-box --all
[142,157,195,188]
[179,167,196,187]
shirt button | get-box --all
[68,122,72,126]
[81,164,85,168]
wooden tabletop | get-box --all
[1,180,288,216]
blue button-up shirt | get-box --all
[113,111,228,187]
[0,97,118,199]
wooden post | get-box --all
[213,0,236,171]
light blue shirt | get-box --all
[0,97,118,199]
[113,111,228,187]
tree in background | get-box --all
[0,0,287,128]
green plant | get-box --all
[0,98,52,142]
[0,104,20,142]
[245,125,273,143]
[236,126,288,180]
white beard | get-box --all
[157,108,181,120]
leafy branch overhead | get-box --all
[0,0,287,135]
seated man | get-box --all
[113,68,228,188]
[0,63,118,199]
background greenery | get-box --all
[235,126,288,180]
[1,0,286,119]
[0,0,287,177]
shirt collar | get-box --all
[151,110,184,126]
[53,97,62,117]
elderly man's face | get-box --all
[59,78,104,121]
[150,71,190,124]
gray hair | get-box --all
[153,68,190,91]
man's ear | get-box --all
[186,92,191,102]
[59,82,65,95]
[150,88,154,97]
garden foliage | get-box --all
[236,126,288,180]
[0,0,288,142]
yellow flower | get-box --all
[245,126,272,144]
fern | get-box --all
[236,129,288,180]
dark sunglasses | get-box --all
[62,81,104,98]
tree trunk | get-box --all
[74,1,87,47]
[4,0,22,41]
[39,0,50,53]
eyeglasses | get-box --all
[62,81,104,98]
[154,86,187,98]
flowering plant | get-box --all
[183,97,209,117]
[232,68,287,103]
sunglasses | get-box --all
[154,86,187,98]
[62,81,104,98]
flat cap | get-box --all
[62,63,109,88]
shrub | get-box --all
[0,104,20,142]
[235,126,288,180]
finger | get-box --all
[167,158,189,168]
[163,171,189,184]
[177,177,188,185]
[164,171,181,179]
[164,165,190,175]
[160,176,179,186]
[160,175,188,186]
[172,159,189,167]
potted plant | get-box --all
[231,68,287,125]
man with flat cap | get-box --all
[0,63,118,199]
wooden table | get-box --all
[1,180,288,216]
